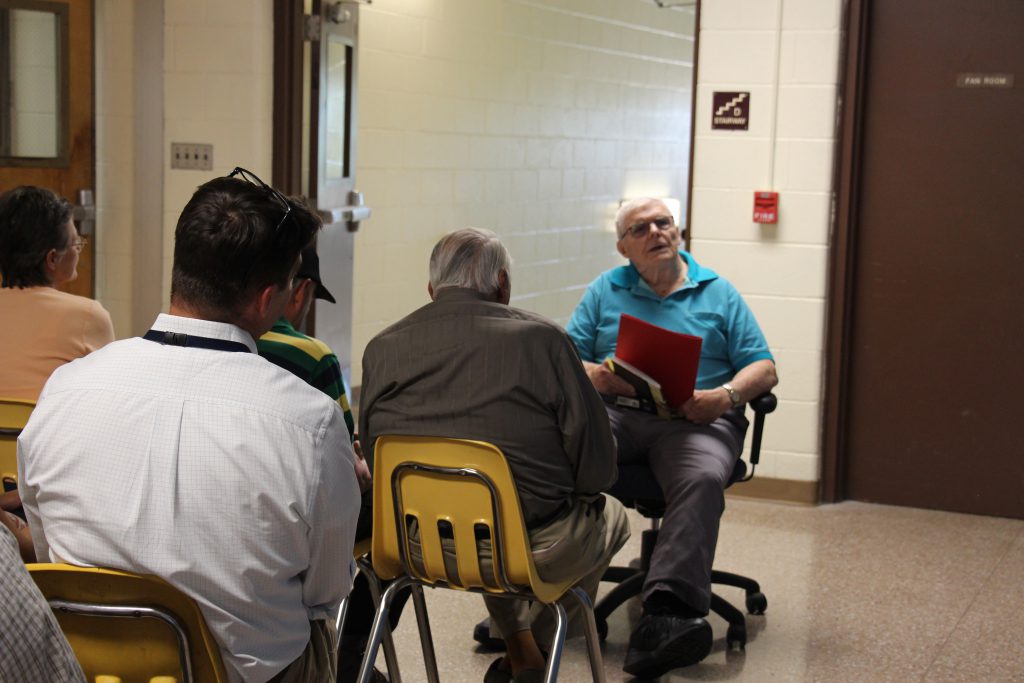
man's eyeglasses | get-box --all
[227,166,293,232]
[620,215,675,239]
[68,236,88,251]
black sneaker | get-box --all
[623,614,712,678]
[337,664,388,683]
[473,617,507,652]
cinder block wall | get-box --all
[95,0,274,335]
[352,0,698,382]
[690,0,843,484]
[95,0,136,338]
[161,1,275,305]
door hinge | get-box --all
[303,14,321,42]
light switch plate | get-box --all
[171,143,213,170]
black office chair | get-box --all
[594,392,777,649]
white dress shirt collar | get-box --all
[149,313,258,353]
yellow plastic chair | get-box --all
[359,436,606,683]
[0,397,34,483]
[336,538,403,682]
[27,563,228,683]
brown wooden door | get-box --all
[0,0,94,298]
[842,0,1024,518]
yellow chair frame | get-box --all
[359,435,606,683]
[28,563,228,683]
[0,396,34,483]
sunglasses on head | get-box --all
[227,167,293,232]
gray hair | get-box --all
[615,197,669,238]
[429,227,511,295]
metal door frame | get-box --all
[821,0,866,503]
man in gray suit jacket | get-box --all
[360,228,630,683]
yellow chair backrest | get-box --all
[371,435,573,604]
[0,397,34,482]
[27,563,228,683]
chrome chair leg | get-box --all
[569,586,606,683]
[410,584,440,683]
[543,601,569,683]
[360,557,402,683]
[335,564,358,633]
[358,577,412,683]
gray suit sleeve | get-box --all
[554,334,618,496]
[358,349,376,473]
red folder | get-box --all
[615,313,702,407]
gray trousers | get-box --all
[269,620,337,683]
[607,405,747,615]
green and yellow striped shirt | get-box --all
[257,318,355,441]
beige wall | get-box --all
[92,0,842,489]
[94,0,273,337]
[162,0,275,306]
[691,0,843,482]
[352,0,697,383]
[94,0,135,338]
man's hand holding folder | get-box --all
[585,360,637,397]
[602,314,703,419]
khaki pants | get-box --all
[269,620,337,683]
[488,495,629,644]
[411,494,630,646]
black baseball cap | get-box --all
[297,246,336,304]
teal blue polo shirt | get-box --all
[566,251,773,390]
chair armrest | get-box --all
[747,392,777,467]
[749,392,777,415]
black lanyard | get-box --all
[143,329,251,353]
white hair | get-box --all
[615,197,670,238]
[428,227,511,295]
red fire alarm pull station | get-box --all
[753,191,779,224]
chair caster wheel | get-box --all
[596,617,608,641]
[746,592,767,615]
[726,623,746,650]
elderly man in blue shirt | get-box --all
[567,197,778,678]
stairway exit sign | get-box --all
[712,92,750,130]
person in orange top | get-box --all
[0,185,113,399]
[0,185,114,542]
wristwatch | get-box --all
[721,382,741,407]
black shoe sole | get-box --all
[473,619,508,652]
[623,623,713,678]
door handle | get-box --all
[318,190,371,232]
[72,189,96,235]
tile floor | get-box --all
[368,498,1024,682]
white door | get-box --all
[309,0,370,384]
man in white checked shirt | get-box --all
[0,524,86,682]
[18,170,361,683]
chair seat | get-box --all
[358,435,607,683]
[27,563,227,683]
[1,397,35,481]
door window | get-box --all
[0,2,69,164]
[324,38,352,180]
